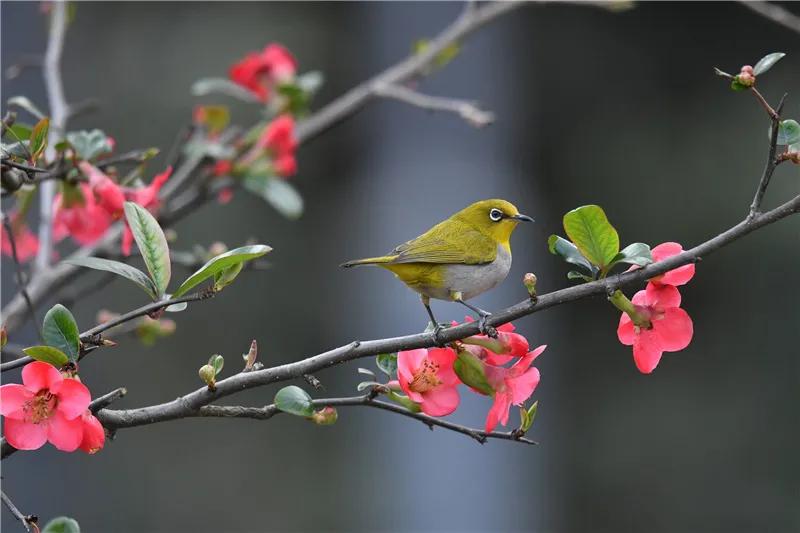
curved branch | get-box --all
[93,192,800,432]
[739,1,800,34]
[196,395,536,445]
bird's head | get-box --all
[455,199,533,245]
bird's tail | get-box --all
[340,255,396,268]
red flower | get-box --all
[257,115,298,178]
[52,184,115,246]
[229,43,297,102]
[647,242,695,287]
[617,284,693,373]
[0,362,92,451]
[483,346,546,433]
[397,347,460,416]
[1,211,39,262]
[80,161,126,216]
[79,410,105,454]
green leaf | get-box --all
[753,52,785,76]
[453,350,493,396]
[42,304,80,361]
[274,385,315,417]
[42,517,81,533]
[385,390,422,413]
[124,202,171,297]
[548,235,596,276]
[521,400,538,432]
[566,270,593,282]
[191,77,261,103]
[777,120,800,145]
[730,78,749,92]
[376,353,398,378]
[23,345,69,367]
[194,105,230,134]
[277,83,312,116]
[29,117,49,161]
[172,244,271,297]
[608,242,653,269]
[562,205,620,268]
[7,96,46,119]
[7,124,32,141]
[357,367,376,378]
[64,257,158,300]
[66,129,113,160]
[243,175,304,219]
[212,261,244,292]
[357,381,382,391]
[208,354,224,375]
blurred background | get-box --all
[2,2,799,532]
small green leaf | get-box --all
[191,77,261,103]
[29,117,49,161]
[777,120,800,145]
[521,400,538,432]
[64,257,158,300]
[562,205,620,268]
[376,353,398,378]
[274,385,315,417]
[566,270,593,282]
[519,406,531,432]
[357,367,376,378]
[453,350,493,396]
[42,516,81,533]
[730,78,749,92]
[357,381,382,392]
[7,96,46,119]
[608,242,653,269]
[23,345,69,367]
[212,261,244,292]
[172,244,271,297]
[42,304,80,361]
[208,354,224,375]
[548,235,596,276]
[124,202,171,297]
[194,105,230,134]
[385,390,422,413]
[243,175,304,219]
[7,124,32,141]
[66,129,113,160]
[753,52,785,76]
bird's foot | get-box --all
[476,312,497,338]
[426,321,447,347]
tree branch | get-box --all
[35,0,69,272]
[196,395,537,445]
[374,82,495,127]
[2,215,42,341]
[0,291,214,372]
[750,93,787,217]
[1,490,37,533]
[739,0,800,34]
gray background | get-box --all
[2,2,799,532]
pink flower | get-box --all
[79,410,105,454]
[0,362,91,451]
[52,184,114,245]
[257,115,298,178]
[648,242,695,287]
[483,345,546,433]
[458,316,529,365]
[617,283,693,374]
[397,347,460,416]
[229,43,297,102]
[79,161,126,216]
[1,212,39,262]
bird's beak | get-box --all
[511,214,534,223]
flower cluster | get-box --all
[617,242,695,373]
[392,319,544,433]
[256,114,298,178]
[229,43,297,103]
[0,362,105,453]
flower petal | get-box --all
[47,410,84,452]
[653,307,693,352]
[427,347,459,385]
[79,411,105,454]
[3,418,48,450]
[0,384,34,420]
[21,361,63,393]
[646,283,681,309]
[397,349,426,383]
[509,367,540,405]
[632,329,664,374]
[52,379,91,420]
[651,242,695,286]
[420,386,460,417]
[485,392,512,433]
[618,314,636,345]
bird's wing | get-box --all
[388,222,497,265]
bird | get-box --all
[341,199,533,338]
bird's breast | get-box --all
[437,244,512,301]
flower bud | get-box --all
[199,364,216,390]
[453,347,493,396]
[242,339,258,371]
[523,273,537,299]
[740,65,754,75]
[309,406,338,425]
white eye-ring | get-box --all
[489,208,504,222]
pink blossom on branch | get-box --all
[397,347,460,416]
[483,346,545,433]
[617,284,693,374]
[229,43,297,102]
[647,242,695,287]
[0,362,97,452]
[457,316,530,366]
[257,114,298,178]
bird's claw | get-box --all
[430,323,447,347]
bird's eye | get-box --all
[489,208,504,222]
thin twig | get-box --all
[2,216,42,340]
[1,490,37,532]
[750,87,779,120]
[0,291,215,372]
[35,0,68,272]
[739,0,800,34]
[196,395,536,445]
[749,93,787,217]
[374,82,495,127]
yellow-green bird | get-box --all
[341,199,533,336]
